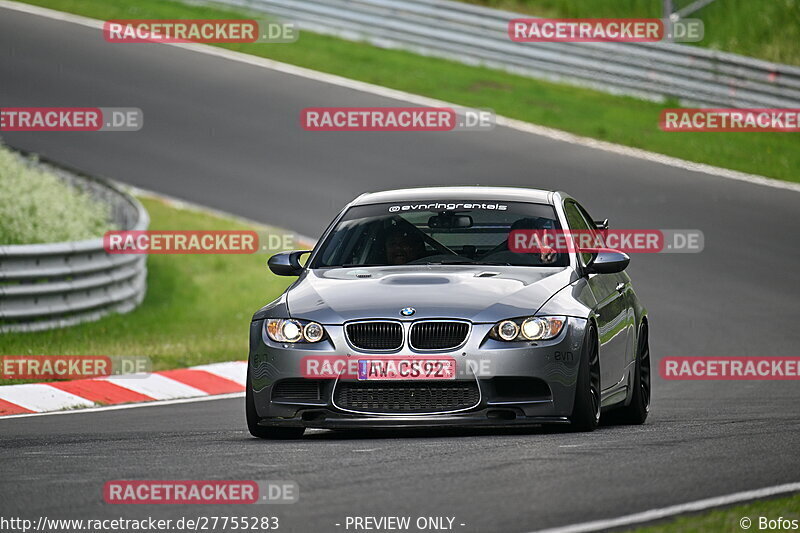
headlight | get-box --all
[490,316,566,342]
[497,320,519,341]
[266,319,326,343]
[303,322,324,343]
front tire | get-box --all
[569,326,601,432]
[246,378,305,439]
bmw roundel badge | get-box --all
[400,307,416,316]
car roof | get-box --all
[351,186,555,206]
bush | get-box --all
[0,144,114,244]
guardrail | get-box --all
[227,0,800,108]
[0,161,149,333]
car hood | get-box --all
[286,266,577,323]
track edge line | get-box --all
[530,482,800,533]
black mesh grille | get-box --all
[409,321,469,350]
[346,321,403,350]
[335,381,479,413]
[272,379,322,401]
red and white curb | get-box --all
[0,361,246,417]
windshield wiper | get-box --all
[421,260,474,265]
[423,260,514,266]
[333,263,385,268]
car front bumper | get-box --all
[248,317,588,429]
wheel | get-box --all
[569,326,601,432]
[611,323,651,425]
[246,378,305,439]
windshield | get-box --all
[310,200,568,268]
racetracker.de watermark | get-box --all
[1,356,151,380]
[508,229,704,254]
[103,19,297,43]
[104,481,298,504]
[103,230,296,254]
[660,109,800,132]
[300,356,495,379]
[660,357,800,380]
[508,18,703,43]
[0,108,142,131]
[301,107,495,131]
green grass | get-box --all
[19,0,799,183]
[460,0,800,66]
[0,143,114,244]
[0,195,291,384]
[631,492,800,532]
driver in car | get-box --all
[384,227,427,265]
[509,217,558,264]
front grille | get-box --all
[409,321,470,350]
[272,379,322,401]
[346,321,403,351]
[334,381,479,413]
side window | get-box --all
[563,200,599,267]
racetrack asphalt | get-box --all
[1,6,799,532]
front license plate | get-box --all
[357,358,456,380]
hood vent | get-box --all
[475,271,499,278]
[346,269,372,278]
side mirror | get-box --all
[268,250,311,276]
[585,250,629,275]
[594,219,609,230]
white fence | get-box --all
[228,0,800,107]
